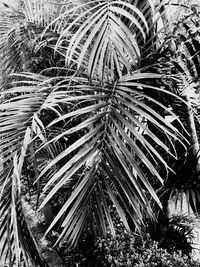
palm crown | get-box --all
[0,0,199,266]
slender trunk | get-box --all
[185,94,200,174]
[184,93,200,214]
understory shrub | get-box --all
[54,211,200,266]
[58,230,200,267]
[94,233,200,267]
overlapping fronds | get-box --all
[159,9,200,214]
[0,0,192,256]
[0,0,75,76]
[0,76,51,169]
[0,130,49,266]
[43,0,155,81]
[0,74,55,265]
[22,72,187,246]
[0,7,25,75]
[0,67,188,248]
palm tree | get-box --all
[153,1,200,214]
[0,0,197,266]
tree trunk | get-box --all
[185,94,200,174]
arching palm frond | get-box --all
[45,0,152,81]
[0,0,194,259]
[0,75,54,266]
[0,77,50,168]
[0,67,188,248]
[18,71,186,247]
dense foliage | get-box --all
[1,0,200,266]
[95,235,200,267]
[58,230,200,267]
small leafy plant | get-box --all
[95,233,200,267]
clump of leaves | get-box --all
[146,213,194,255]
[57,212,199,267]
[95,233,200,267]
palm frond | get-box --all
[0,131,48,266]
[0,81,52,168]
[0,0,196,254]
[45,0,152,81]
[0,0,72,76]
[9,72,185,246]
